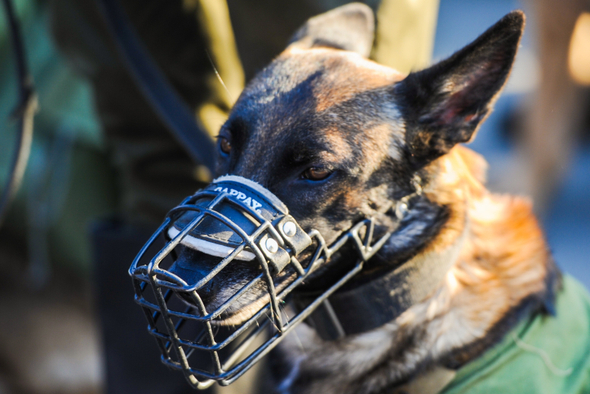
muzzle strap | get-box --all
[168,175,311,273]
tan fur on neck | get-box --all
[424,145,549,334]
[398,145,551,359]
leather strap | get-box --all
[169,175,312,274]
[300,216,468,339]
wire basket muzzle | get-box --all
[128,175,391,388]
[128,175,320,388]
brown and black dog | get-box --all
[180,4,567,393]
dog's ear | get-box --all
[288,3,375,57]
[394,11,525,168]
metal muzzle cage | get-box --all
[129,175,392,388]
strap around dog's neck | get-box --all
[302,213,468,340]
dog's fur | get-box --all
[190,4,561,393]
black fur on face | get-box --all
[178,7,525,324]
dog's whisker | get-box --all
[264,309,281,333]
[279,303,307,356]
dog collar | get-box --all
[298,216,467,340]
[129,175,394,388]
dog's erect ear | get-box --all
[288,3,375,57]
[394,11,525,168]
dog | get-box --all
[164,4,590,394]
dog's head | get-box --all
[170,4,524,325]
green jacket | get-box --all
[442,275,590,394]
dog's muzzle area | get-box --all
[129,175,392,389]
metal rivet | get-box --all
[265,238,279,254]
[282,221,297,237]
[396,202,408,219]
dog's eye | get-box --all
[302,167,332,181]
[219,136,232,155]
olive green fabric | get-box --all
[227,0,438,81]
[372,0,439,73]
[441,275,590,394]
[51,0,231,226]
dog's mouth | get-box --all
[168,241,303,326]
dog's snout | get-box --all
[168,245,262,314]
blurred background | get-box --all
[0,0,588,393]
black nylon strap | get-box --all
[95,0,216,173]
[301,218,467,340]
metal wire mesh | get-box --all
[129,185,392,388]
